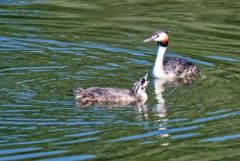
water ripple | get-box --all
[0,139,58,147]
[53,137,99,146]
[65,130,100,138]
[207,55,239,62]
[39,154,96,161]
[0,66,68,72]
[0,147,40,155]
[192,111,240,124]
[171,133,199,139]
[201,133,240,142]
[109,125,199,142]
[0,150,65,161]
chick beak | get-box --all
[143,73,148,80]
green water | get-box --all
[0,0,240,160]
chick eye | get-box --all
[141,79,146,84]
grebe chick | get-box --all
[75,73,149,106]
[144,30,200,79]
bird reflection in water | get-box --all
[135,77,196,146]
[153,77,197,141]
[153,78,169,141]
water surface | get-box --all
[0,0,240,160]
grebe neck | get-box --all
[153,42,167,78]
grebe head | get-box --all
[143,30,169,47]
[131,73,149,99]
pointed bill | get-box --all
[143,73,148,80]
[143,34,158,42]
[140,72,149,84]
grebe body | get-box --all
[163,57,199,78]
[144,30,199,78]
[75,74,149,105]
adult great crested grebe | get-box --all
[144,30,199,79]
[75,73,149,106]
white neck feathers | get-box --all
[152,43,167,78]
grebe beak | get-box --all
[143,34,158,42]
